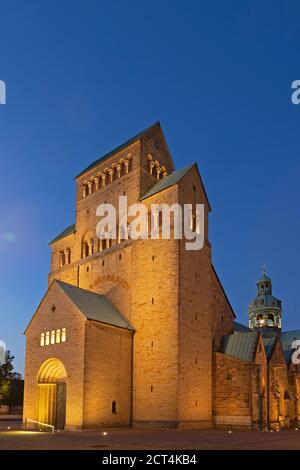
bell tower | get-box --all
[248,268,282,331]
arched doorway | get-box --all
[37,358,67,429]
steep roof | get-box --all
[76,121,163,178]
[262,335,277,360]
[234,321,251,332]
[49,224,75,245]
[280,330,300,365]
[56,280,134,331]
[140,164,194,200]
[220,331,259,362]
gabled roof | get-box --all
[76,121,164,178]
[140,164,194,200]
[56,281,134,331]
[49,224,75,245]
[262,336,277,360]
[281,330,300,348]
[234,321,251,333]
[220,331,259,362]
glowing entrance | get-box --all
[37,358,67,429]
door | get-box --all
[56,383,67,430]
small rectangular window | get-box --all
[56,329,61,344]
[61,328,67,343]
[50,330,55,344]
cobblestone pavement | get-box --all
[1,420,300,450]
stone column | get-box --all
[149,161,155,175]
[101,173,106,187]
[94,177,99,191]
[116,163,122,178]
[108,168,114,182]
[156,166,162,180]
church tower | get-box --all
[248,269,282,331]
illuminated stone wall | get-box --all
[25,123,244,429]
[83,322,133,428]
[23,281,86,430]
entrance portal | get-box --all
[37,358,67,429]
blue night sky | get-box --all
[1,0,300,373]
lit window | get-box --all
[40,333,45,347]
[50,330,55,344]
[61,328,66,343]
[45,331,50,346]
[56,329,61,344]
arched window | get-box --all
[40,333,45,347]
[82,184,88,198]
[56,329,61,344]
[61,328,67,343]
[59,251,65,268]
[82,241,88,258]
[45,331,50,346]
[256,314,264,325]
[112,400,117,414]
[66,248,71,265]
[82,231,95,258]
[50,330,55,344]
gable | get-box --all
[140,164,194,200]
[220,331,259,362]
[76,121,174,179]
[268,336,286,366]
[25,280,134,336]
[24,280,85,336]
[56,281,134,331]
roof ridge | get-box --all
[55,280,134,331]
[140,163,195,201]
[49,223,75,245]
[76,121,160,178]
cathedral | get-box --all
[23,122,300,431]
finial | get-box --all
[262,264,267,276]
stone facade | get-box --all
[23,122,300,430]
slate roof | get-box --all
[280,330,300,365]
[49,224,75,245]
[140,164,195,200]
[220,331,259,362]
[234,321,251,333]
[56,280,134,331]
[76,122,161,178]
[262,336,277,359]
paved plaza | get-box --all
[0,420,300,450]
